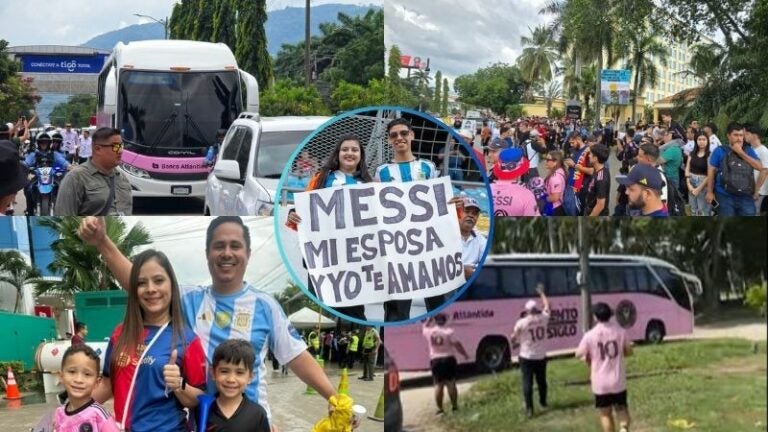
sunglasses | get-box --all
[96,142,124,153]
[545,158,556,161]
[388,130,410,139]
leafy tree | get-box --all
[538,80,563,117]
[193,0,217,41]
[616,26,669,122]
[260,79,330,116]
[33,218,152,300]
[0,40,40,122]
[0,250,42,313]
[433,71,442,113]
[453,63,525,115]
[517,25,560,95]
[212,0,236,51]
[236,0,273,89]
[442,77,449,116]
[273,280,321,315]
[330,79,386,111]
[169,0,200,39]
[48,94,96,127]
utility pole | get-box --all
[578,217,592,333]
[304,0,311,87]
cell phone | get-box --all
[711,200,719,209]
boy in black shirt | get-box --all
[584,144,611,216]
[198,340,270,432]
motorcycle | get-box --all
[30,163,65,216]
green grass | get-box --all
[442,339,767,432]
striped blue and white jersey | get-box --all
[324,170,363,188]
[180,283,306,421]
[374,159,439,183]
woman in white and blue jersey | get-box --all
[286,134,373,321]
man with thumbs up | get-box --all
[79,216,339,427]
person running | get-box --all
[94,249,207,432]
[576,303,633,432]
[422,313,468,414]
[287,134,373,321]
[510,285,550,418]
[78,216,339,426]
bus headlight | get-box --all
[120,162,150,179]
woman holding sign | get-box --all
[287,134,373,321]
[93,249,207,432]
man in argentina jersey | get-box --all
[375,118,440,322]
[77,216,338,424]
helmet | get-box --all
[36,132,52,144]
[50,132,63,143]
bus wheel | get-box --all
[645,320,665,344]
[476,337,510,372]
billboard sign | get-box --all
[19,54,108,74]
[400,55,427,70]
[600,69,631,105]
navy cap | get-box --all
[617,164,666,191]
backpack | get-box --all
[661,171,685,216]
[720,148,755,196]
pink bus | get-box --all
[387,254,702,372]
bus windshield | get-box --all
[118,70,241,156]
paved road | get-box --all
[9,190,205,216]
[0,363,384,432]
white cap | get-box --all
[525,300,537,311]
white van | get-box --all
[204,113,331,215]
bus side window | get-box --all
[604,267,626,293]
[625,267,640,292]
[588,266,609,294]
[499,267,525,298]
[522,266,546,297]
[462,266,499,300]
[546,267,571,295]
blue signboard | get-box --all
[19,54,108,74]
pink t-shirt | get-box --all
[576,322,631,395]
[422,324,458,360]
[513,311,550,360]
[546,168,566,209]
[491,182,541,216]
[54,400,119,432]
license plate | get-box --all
[171,185,191,195]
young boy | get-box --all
[199,339,270,432]
[54,345,119,431]
[576,303,633,432]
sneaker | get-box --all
[435,409,445,416]
[525,408,534,419]
[619,427,629,432]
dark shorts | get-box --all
[430,356,457,382]
[594,390,628,408]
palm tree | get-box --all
[0,250,42,313]
[619,29,669,122]
[33,217,152,300]
[517,25,560,95]
[540,80,563,117]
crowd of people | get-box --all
[299,327,381,381]
[448,113,768,217]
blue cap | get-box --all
[617,164,666,191]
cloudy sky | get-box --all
[384,0,551,87]
[122,216,296,296]
[0,0,380,46]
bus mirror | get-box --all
[239,70,260,114]
[213,159,242,181]
[104,68,117,115]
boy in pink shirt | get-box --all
[576,302,633,432]
[422,313,469,414]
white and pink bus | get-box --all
[387,254,702,372]
[96,40,259,198]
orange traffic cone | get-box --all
[4,367,22,400]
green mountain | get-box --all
[81,3,380,56]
